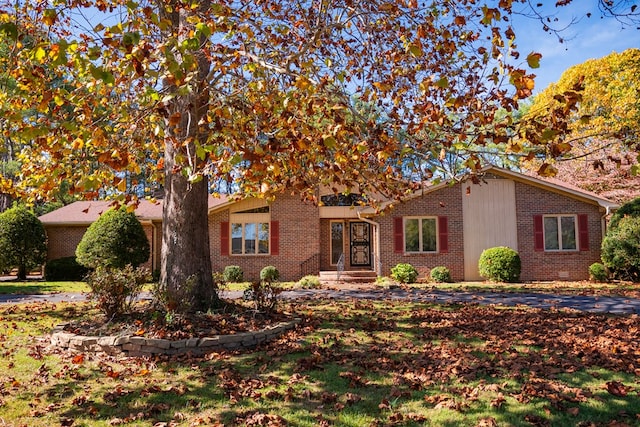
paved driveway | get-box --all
[1,287,639,314]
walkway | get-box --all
[1,287,639,314]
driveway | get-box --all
[1,287,639,314]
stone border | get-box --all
[51,318,301,357]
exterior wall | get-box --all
[44,224,156,270]
[209,194,321,281]
[376,184,465,281]
[44,226,87,261]
[515,182,603,281]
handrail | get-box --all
[336,253,345,281]
[299,253,320,277]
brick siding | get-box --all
[44,224,156,270]
[515,182,603,281]
[209,194,320,281]
[376,184,465,281]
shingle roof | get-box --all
[39,195,228,225]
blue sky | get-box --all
[511,3,640,93]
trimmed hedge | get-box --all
[44,257,90,282]
[478,246,521,283]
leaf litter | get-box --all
[1,298,640,425]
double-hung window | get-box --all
[231,222,269,255]
[229,208,270,255]
[404,217,437,253]
[543,215,577,251]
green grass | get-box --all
[0,298,639,426]
[0,280,90,294]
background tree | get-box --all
[76,207,150,270]
[0,205,46,279]
[1,1,638,312]
[519,48,640,203]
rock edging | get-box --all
[50,318,301,357]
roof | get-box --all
[39,195,229,225]
[401,165,618,210]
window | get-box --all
[330,221,344,265]
[543,215,577,251]
[404,217,437,253]
[231,222,269,255]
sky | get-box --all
[510,3,640,94]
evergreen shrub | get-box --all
[478,246,521,283]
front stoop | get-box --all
[319,270,378,284]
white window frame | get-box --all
[404,216,438,253]
[230,212,270,256]
[543,214,578,252]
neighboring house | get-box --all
[40,166,618,282]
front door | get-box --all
[350,222,371,267]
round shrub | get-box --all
[478,246,521,283]
[260,265,280,283]
[44,257,90,281]
[296,275,321,289]
[0,206,47,280]
[391,263,418,284]
[223,265,243,282]
[588,262,608,283]
[601,216,640,282]
[76,207,150,269]
[430,266,452,283]
[608,197,640,230]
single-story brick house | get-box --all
[39,166,618,282]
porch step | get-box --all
[319,270,378,284]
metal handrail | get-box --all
[336,253,345,281]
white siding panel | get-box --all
[462,179,518,280]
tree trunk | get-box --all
[160,169,218,312]
[158,0,219,313]
[16,264,26,281]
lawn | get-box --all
[0,296,639,426]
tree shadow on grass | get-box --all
[21,299,640,426]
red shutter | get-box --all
[220,222,229,256]
[534,215,544,252]
[578,214,589,251]
[393,217,404,253]
[438,216,449,253]
[270,221,279,256]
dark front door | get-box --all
[350,222,371,267]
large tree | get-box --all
[1,1,638,311]
[520,48,640,203]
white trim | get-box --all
[542,214,579,252]
[403,216,438,254]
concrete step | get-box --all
[319,270,377,284]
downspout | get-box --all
[150,221,158,272]
[601,205,612,241]
[357,210,382,277]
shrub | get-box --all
[44,257,90,281]
[85,265,151,318]
[76,207,150,269]
[296,275,321,289]
[243,281,281,313]
[608,197,640,230]
[223,265,243,283]
[601,216,640,282]
[588,262,608,283]
[391,263,418,284]
[478,246,521,283]
[260,265,280,283]
[430,266,452,283]
[0,206,47,280]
